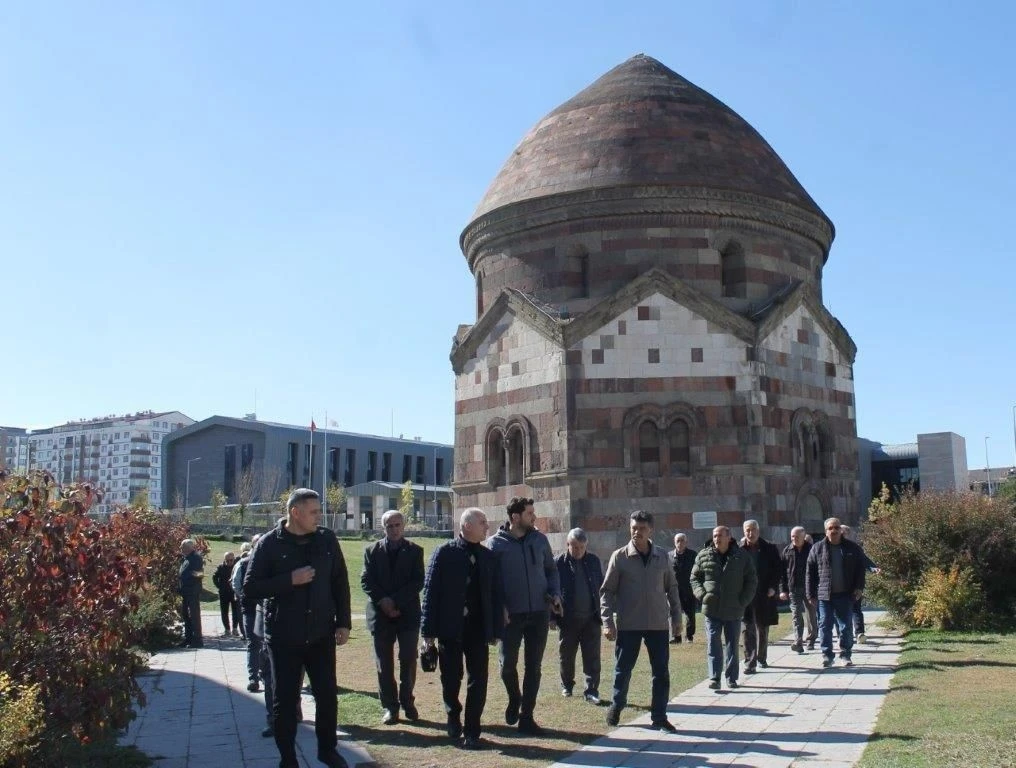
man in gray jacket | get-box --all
[486,496,562,735]
[600,510,682,733]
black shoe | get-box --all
[561,686,573,697]
[744,666,756,675]
[583,693,601,705]
[822,656,834,668]
[461,735,481,750]
[382,709,399,725]
[806,641,816,651]
[317,751,348,768]
[504,696,520,726]
[261,726,273,738]
[670,636,682,644]
[651,719,677,733]
[759,660,768,669]
[403,703,419,721]
[247,680,260,693]
[517,716,544,736]
[685,635,693,643]
[791,642,803,653]
[727,679,739,689]
[707,679,720,690]
[605,704,621,727]
[447,716,462,740]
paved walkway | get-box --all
[551,611,902,768]
[124,611,901,768]
[120,611,374,768]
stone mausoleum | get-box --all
[451,54,858,554]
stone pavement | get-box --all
[120,611,374,768]
[550,611,902,768]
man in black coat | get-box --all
[361,510,425,725]
[421,508,503,751]
[739,520,781,673]
[668,533,698,643]
[177,539,204,648]
[806,517,866,668]
[779,526,817,652]
[244,488,351,768]
[554,527,604,704]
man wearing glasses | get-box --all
[244,488,352,768]
[805,517,866,668]
[361,510,426,725]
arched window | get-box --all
[506,427,525,485]
[720,241,745,299]
[579,253,590,298]
[486,430,505,488]
[668,420,690,476]
[476,273,484,317]
[638,421,661,478]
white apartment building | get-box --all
[1,426,29,472]
[22,410,194,514]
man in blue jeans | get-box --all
[806,517,866,668]
[486,496,562,735]
[600,510,683,732]
[689,526,757,690]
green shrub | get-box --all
[0,673,44,766]
[863,487,1016,630]
[912,564,985,630]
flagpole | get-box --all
[322,410,329,526]
[309,415,314,494]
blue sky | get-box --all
[1,2,1013,468]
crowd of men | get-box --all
[180,489,877,767]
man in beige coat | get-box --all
[600,510,682,733]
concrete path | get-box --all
[550,611,902,768]
[120,611,374,768]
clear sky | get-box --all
[1,1,1013,468]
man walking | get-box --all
[840,525,879,643]
[244,489,351,768]
[486,496,562,735]
[213,551,241,637]
[668,533,698,644]
[422,508,503,750]
[361,510,425,725]
[779,526,817,652]
[739,520,781,673]
[806,517,866,668]
[600,510,682,732]
[177,539,204,648]
[232,537,262,691]
[690,526,757,690]
[554,528,603,704]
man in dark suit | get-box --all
[554,527,604,704]
[668,533,698,643]
[421,508,503,750]
[361,510,426,725]
[739,519,781,674]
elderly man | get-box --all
[739,520,781,674]
[232,536,262,692]
[668,533,698,644]
[806,517,867,668]
[840,525,879,643]
[690,526,757,690]
[361,510,425,725]
[779,527,817,652]
[244,489,351,768]
[178,539,204,648]
[601,510,682,733]
[554,528,604,704]
[422,508,503,750]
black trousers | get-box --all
[558,615,601,696]
[180,592,202,646]
[499,611,549,718]
[372,622,419,712]
[218,591,240,632]
[243,608,261,682]
[269,637,337,765]
[742,606,770,668]
[439,626,489,739]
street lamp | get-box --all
[185,457,202,512]
[1011,405,1016,472]
[984,438,992,497]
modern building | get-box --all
[857,432,968,513]
[968,466,1016,496]
[17,411,193,513]
[163,415,453,530]
[452,54,858,554]
[0,426,28,472]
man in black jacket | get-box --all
[806,517,866,668]
[739,520,781,673]
[554,527,603,704]
[778,526,817,652]
[244,489,351,768]
[361,510,425,725]
[421,508,503,750]
[177,539,204,648]
[668,533,698,643]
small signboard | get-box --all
[692,510,718,530]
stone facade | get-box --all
[451,55,858,557]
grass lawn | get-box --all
[858,629,1016,768]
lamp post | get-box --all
[1011,405,1016,472]
[185,457,202,512]
[984,438,992,497]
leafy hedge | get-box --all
[0,470,192,765]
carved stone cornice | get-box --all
[460,185,834,269]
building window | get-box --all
[720,241,745,299]
[579,253,590,298]
[638,421,661,477]
[487,430,505,488]
[241,443,254,472]
[328,447,340,483]
[287,442,299,487]
[303,445,312,485]
[668,420,690,476]
[367,451,377,482]
[402,455,412,483]
[224,445,237,499]
[507,427,525,485]
[476,273,484,316]
[344,449,356,486]
[415,456,425,485]
[381,452,392,482]
[435,456,445,486]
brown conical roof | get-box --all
[471,54,830,229]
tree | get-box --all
[235,466,258,526]
[210,486,228,523]
[259,464,283,504]
[399,480,415,521]
[172,489,184,511]
[130,487,150,509]
[326,483,347,530]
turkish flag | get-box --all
[310,420,317,432]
